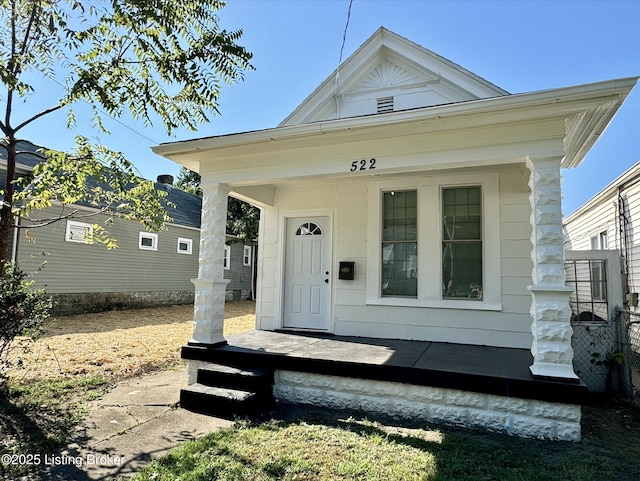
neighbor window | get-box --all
[139,232,158,251]
[442,186,482,299]
[223,245,231,270]
[65,221,93,244]
[243,245,252,266]
[590,231,608,250]
[381,190,417,297]
[177,237,193,255]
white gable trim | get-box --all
[279,27,509,127]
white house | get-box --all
[564,161,640,310]
[153,28,637,439]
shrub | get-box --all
[0,262,51,384]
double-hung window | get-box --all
[442,186,483,299]
[367,173,500,310]
[381,190,418,297]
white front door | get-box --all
[283,216,331,330]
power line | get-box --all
[335,0,354,119]
[36,72,161,145]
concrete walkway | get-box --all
[41,368,233,480]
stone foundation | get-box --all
[51,290,195,316]
[225,289,252,302]
[273,370,581,441]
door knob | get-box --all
[325,279,329,283]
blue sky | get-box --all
[18,0,640,215]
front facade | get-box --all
[154,28,637,439]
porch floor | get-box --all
[182,330,587,405]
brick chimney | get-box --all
[157,174,174,186]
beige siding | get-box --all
[16,207,199,293]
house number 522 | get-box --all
[350,158,376,172]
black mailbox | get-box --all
[338,261,355,280]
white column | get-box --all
[526,156,578,380]
[191,183,230,346]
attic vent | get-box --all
[376,96,394,113]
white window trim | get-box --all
[243,245,252,266]
[365,172,502,311]
[139,231,158,251]
[65,220,93,244]
[224,244,231,270]
[177,237,193,255]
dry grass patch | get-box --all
[9,301,255,381]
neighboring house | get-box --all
[563,162,638,393]
[564,161,640,309]
[154,28,637,439]
[224,234,255,301]
[1,140,252,314]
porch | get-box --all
[182,330,587,406]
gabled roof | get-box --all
[1,140,202,229]
[564,160,640,222]
[0,139,47,171]
[280,27,510,126]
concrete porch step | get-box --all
[180,361,274,419]
[180,383,264,419]
[197,363,274,392]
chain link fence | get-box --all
[570,315,621,394]
[615,308,640,405]
[564,255,640,400]
[566,258,620,393]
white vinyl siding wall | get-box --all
[564,178,640,311]
[256,165,533,348]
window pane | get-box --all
[383,191,417,241]
[442,186,482,299]
[443,186,481,241]
[141,237,153,247]
[382,242,418,297]
[442,242,482,299]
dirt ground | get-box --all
[8,301,255,381]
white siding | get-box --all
[256,165,533,348]
[564,177,640,310]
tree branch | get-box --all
[13,104,65,133]
[18,0,42,59]
[14,208,109,229]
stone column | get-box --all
[190,182,230,346]
[526,156,578,380]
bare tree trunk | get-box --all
[0,136,17,272]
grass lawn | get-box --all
[0,375,110,479]
[0,301,255,480]
[3,301,640,480]
[128,402,640,481]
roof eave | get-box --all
[153,77,638,169]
